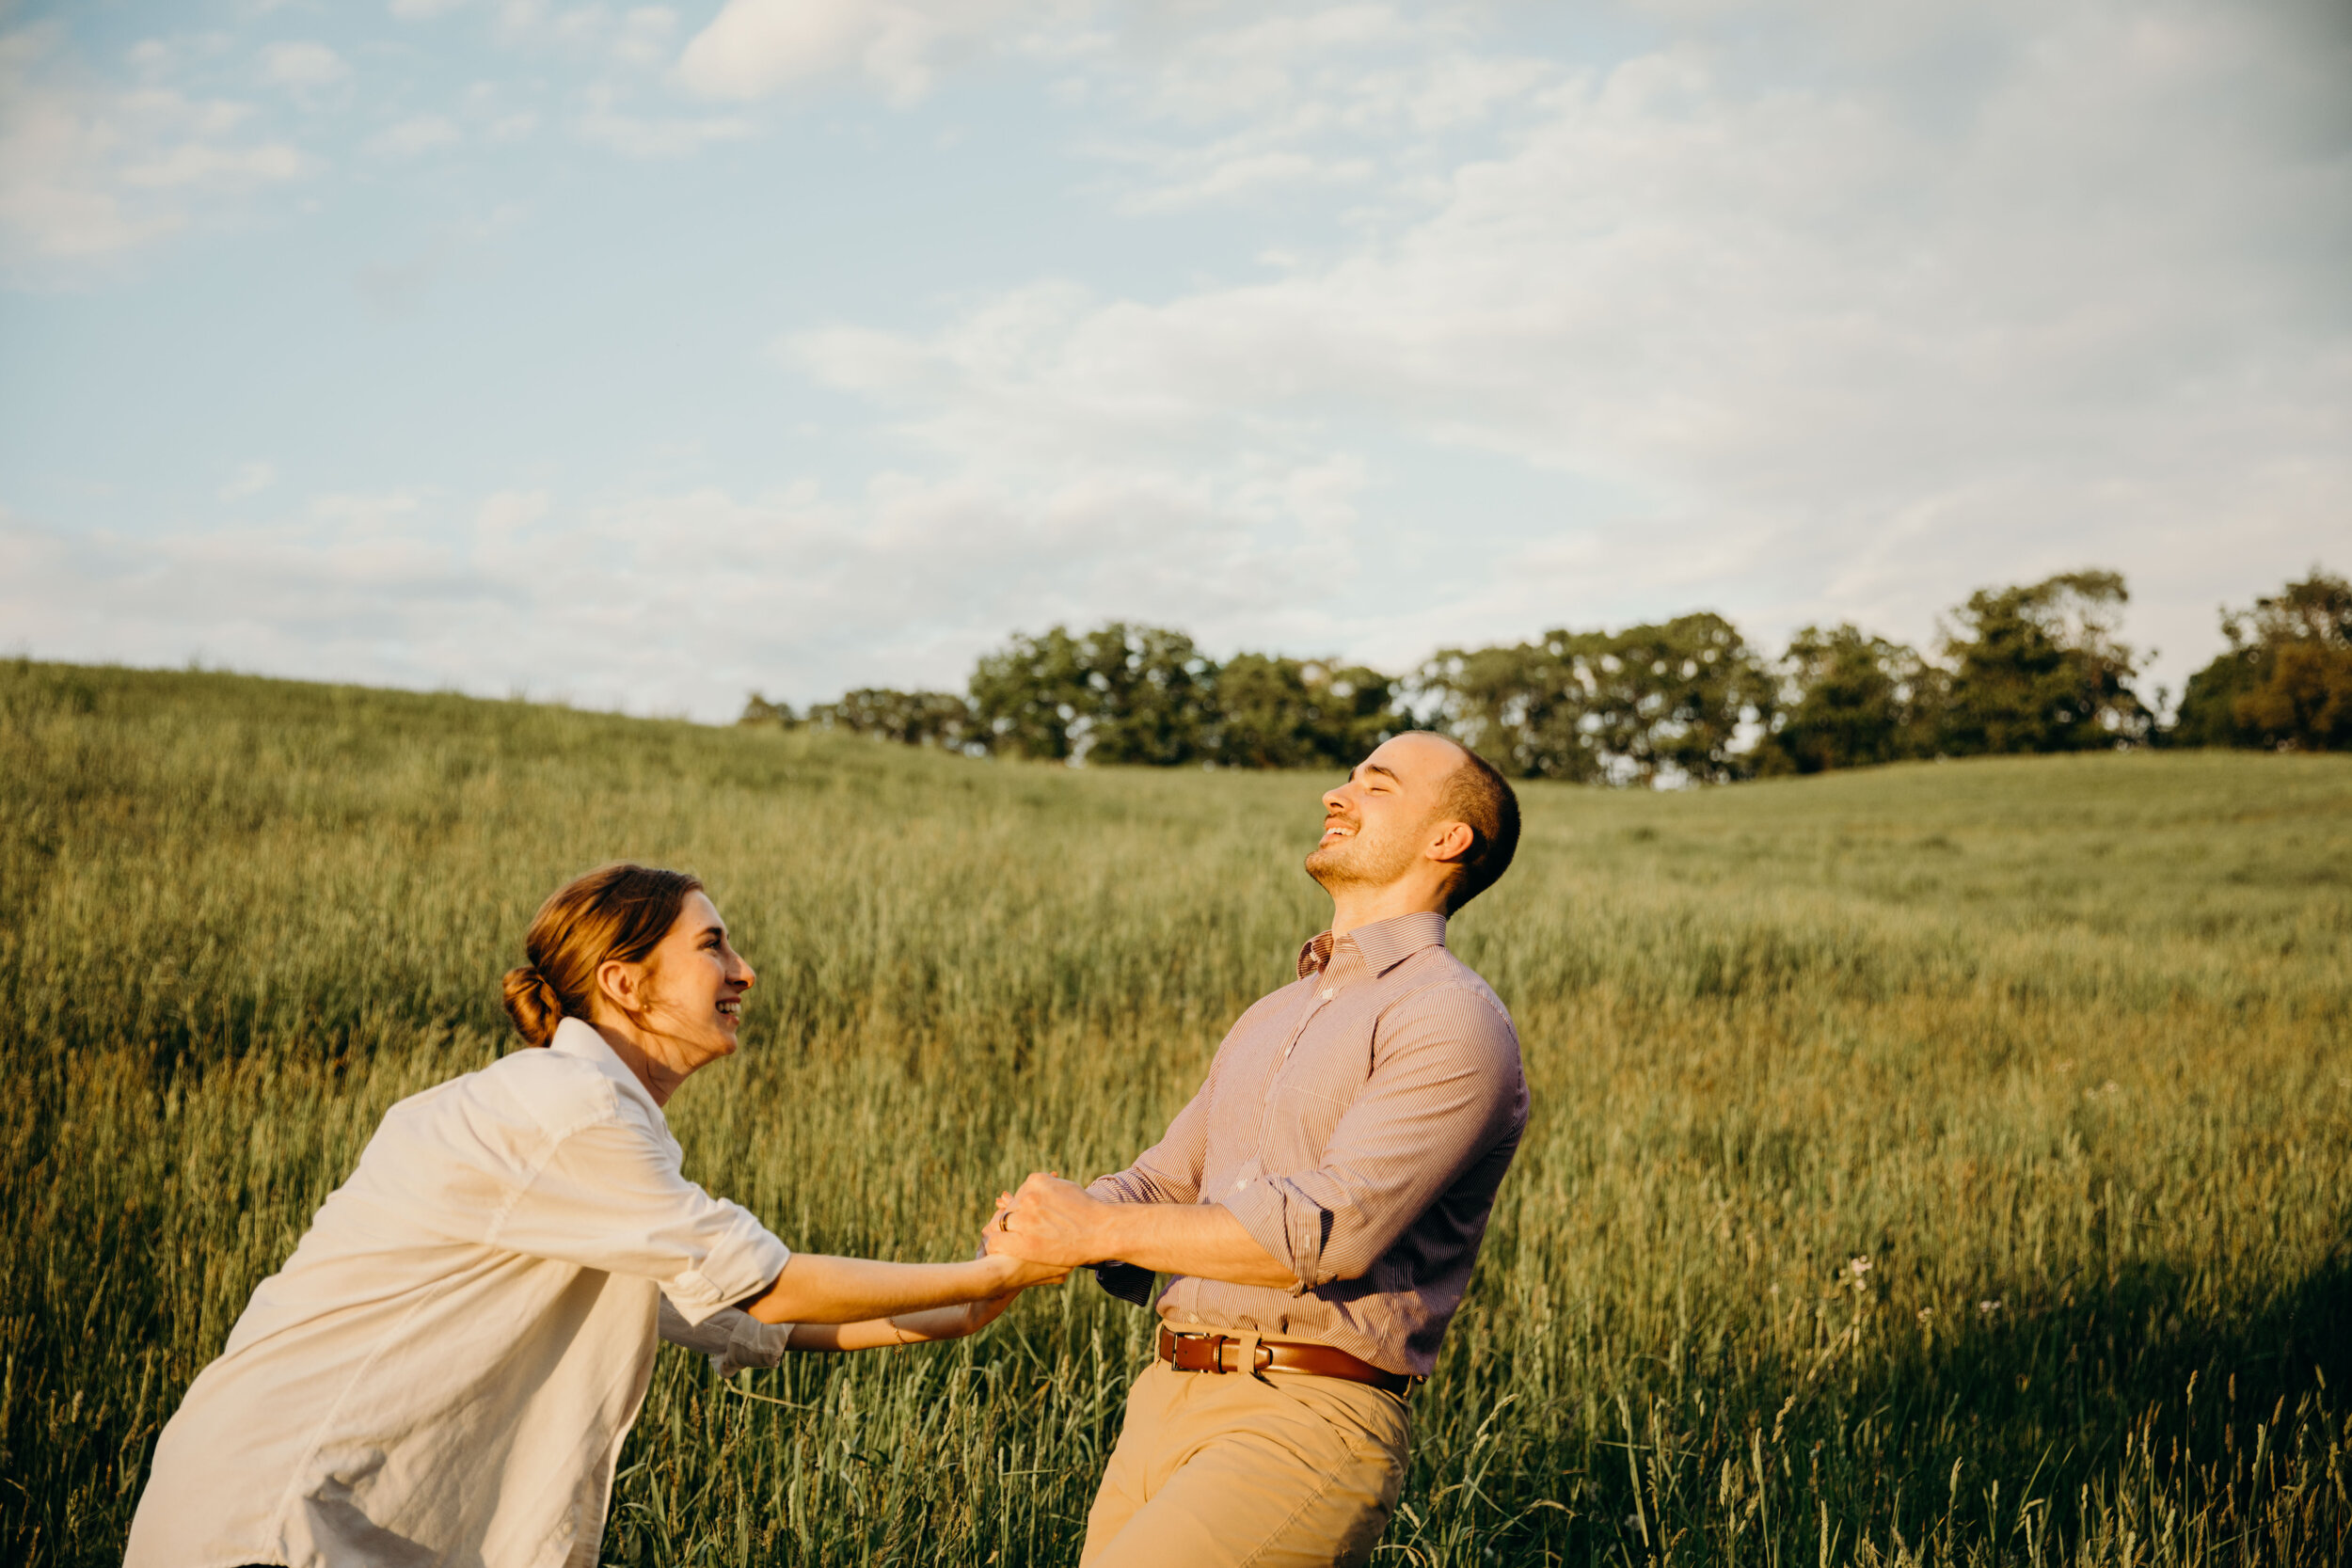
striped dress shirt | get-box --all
[1088,911,1527,1377]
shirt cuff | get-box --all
[660,1207,791,1327]
[656,1300,795,1377]
[1091,1261,1155,1307]
[1219,1181,1323,1296]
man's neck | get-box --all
[1327,885,1448,943]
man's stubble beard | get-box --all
[1305,824,1422,895]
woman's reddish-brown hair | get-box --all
[500,863,703,1047]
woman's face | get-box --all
[628,891,757,1069]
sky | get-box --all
[1,0,2346,722]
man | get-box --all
[989,729,1527,1568]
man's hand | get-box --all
[991,1169,1297,1291]
[988,1172,1110,1269]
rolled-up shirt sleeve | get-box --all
[494,1117,791,1327]
[1220,983,1520,1292]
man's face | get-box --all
[1305,732,1465,895]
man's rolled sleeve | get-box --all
[1219,1180,1322,1295]
[1223,984,1519,1291]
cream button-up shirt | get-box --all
[126,1017,791,1568]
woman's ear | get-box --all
[595,957,642,1018]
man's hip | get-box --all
[1079,1341,1412,1568]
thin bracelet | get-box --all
[888,1316,915,1346]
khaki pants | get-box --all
[1079,1358,1411,1568]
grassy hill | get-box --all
[3,658,2347,1566]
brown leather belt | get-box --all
[1157,1327,1416,1397]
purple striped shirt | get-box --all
[1088,911,1527,1377]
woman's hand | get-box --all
[978,1246,1073,1293]
[782,1245,1067,1351]
[894,1290,1017,1343]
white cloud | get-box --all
[573,100,753,157]
[219,461,278,500]
[1051,6,1562,214]
[0,463,1358,717]
[476,488,550,531]
[0,24,320,275]
[779,0,2352,692]
[610,7,681,68]
[8,0,2344,715]
[260,40,349,89]
[365,114,463,157]
[677,0,1078,104]
[119,138,314,188]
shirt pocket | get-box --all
[1263,1076,1355,1164]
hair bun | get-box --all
[500,964,564,1048]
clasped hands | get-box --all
[984,1170,1111,1271]
[927,1173,1096,1338]
[978,1167,1294,1303]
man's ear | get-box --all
[1426,819,1475,865]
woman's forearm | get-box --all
[784,1302,985,1352]
[739,1253,1018,1325]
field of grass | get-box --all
[3,657,2348,1567]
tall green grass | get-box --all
[3,657,2347,1566]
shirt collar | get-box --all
[548,1016,667,1124]
[1296,910,1448,980]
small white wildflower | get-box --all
[1916,1307,1935,1324]
[1979,1298,2003,1316]
[1849,1256,1873,1277]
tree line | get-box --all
[740,566,2351,782]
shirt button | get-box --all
[1320,987,1334,1001]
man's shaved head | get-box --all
[1425,736,1518,912]
[1307,731,1519,916]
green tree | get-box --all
[1939,571,2149,755]
[1420,612,1774,785]
[1415,633,1612,783]
[969,623,1217,765]
[1763,625,1940,774]
[1211,655,1406,769]
[805,689,980,751]
[738,692,798,727]
[2174,568,2352,751]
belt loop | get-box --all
[1231,1329,1264,1381]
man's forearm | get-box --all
[1094,1201,1295,1291]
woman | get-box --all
[127,863,1057,1567]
